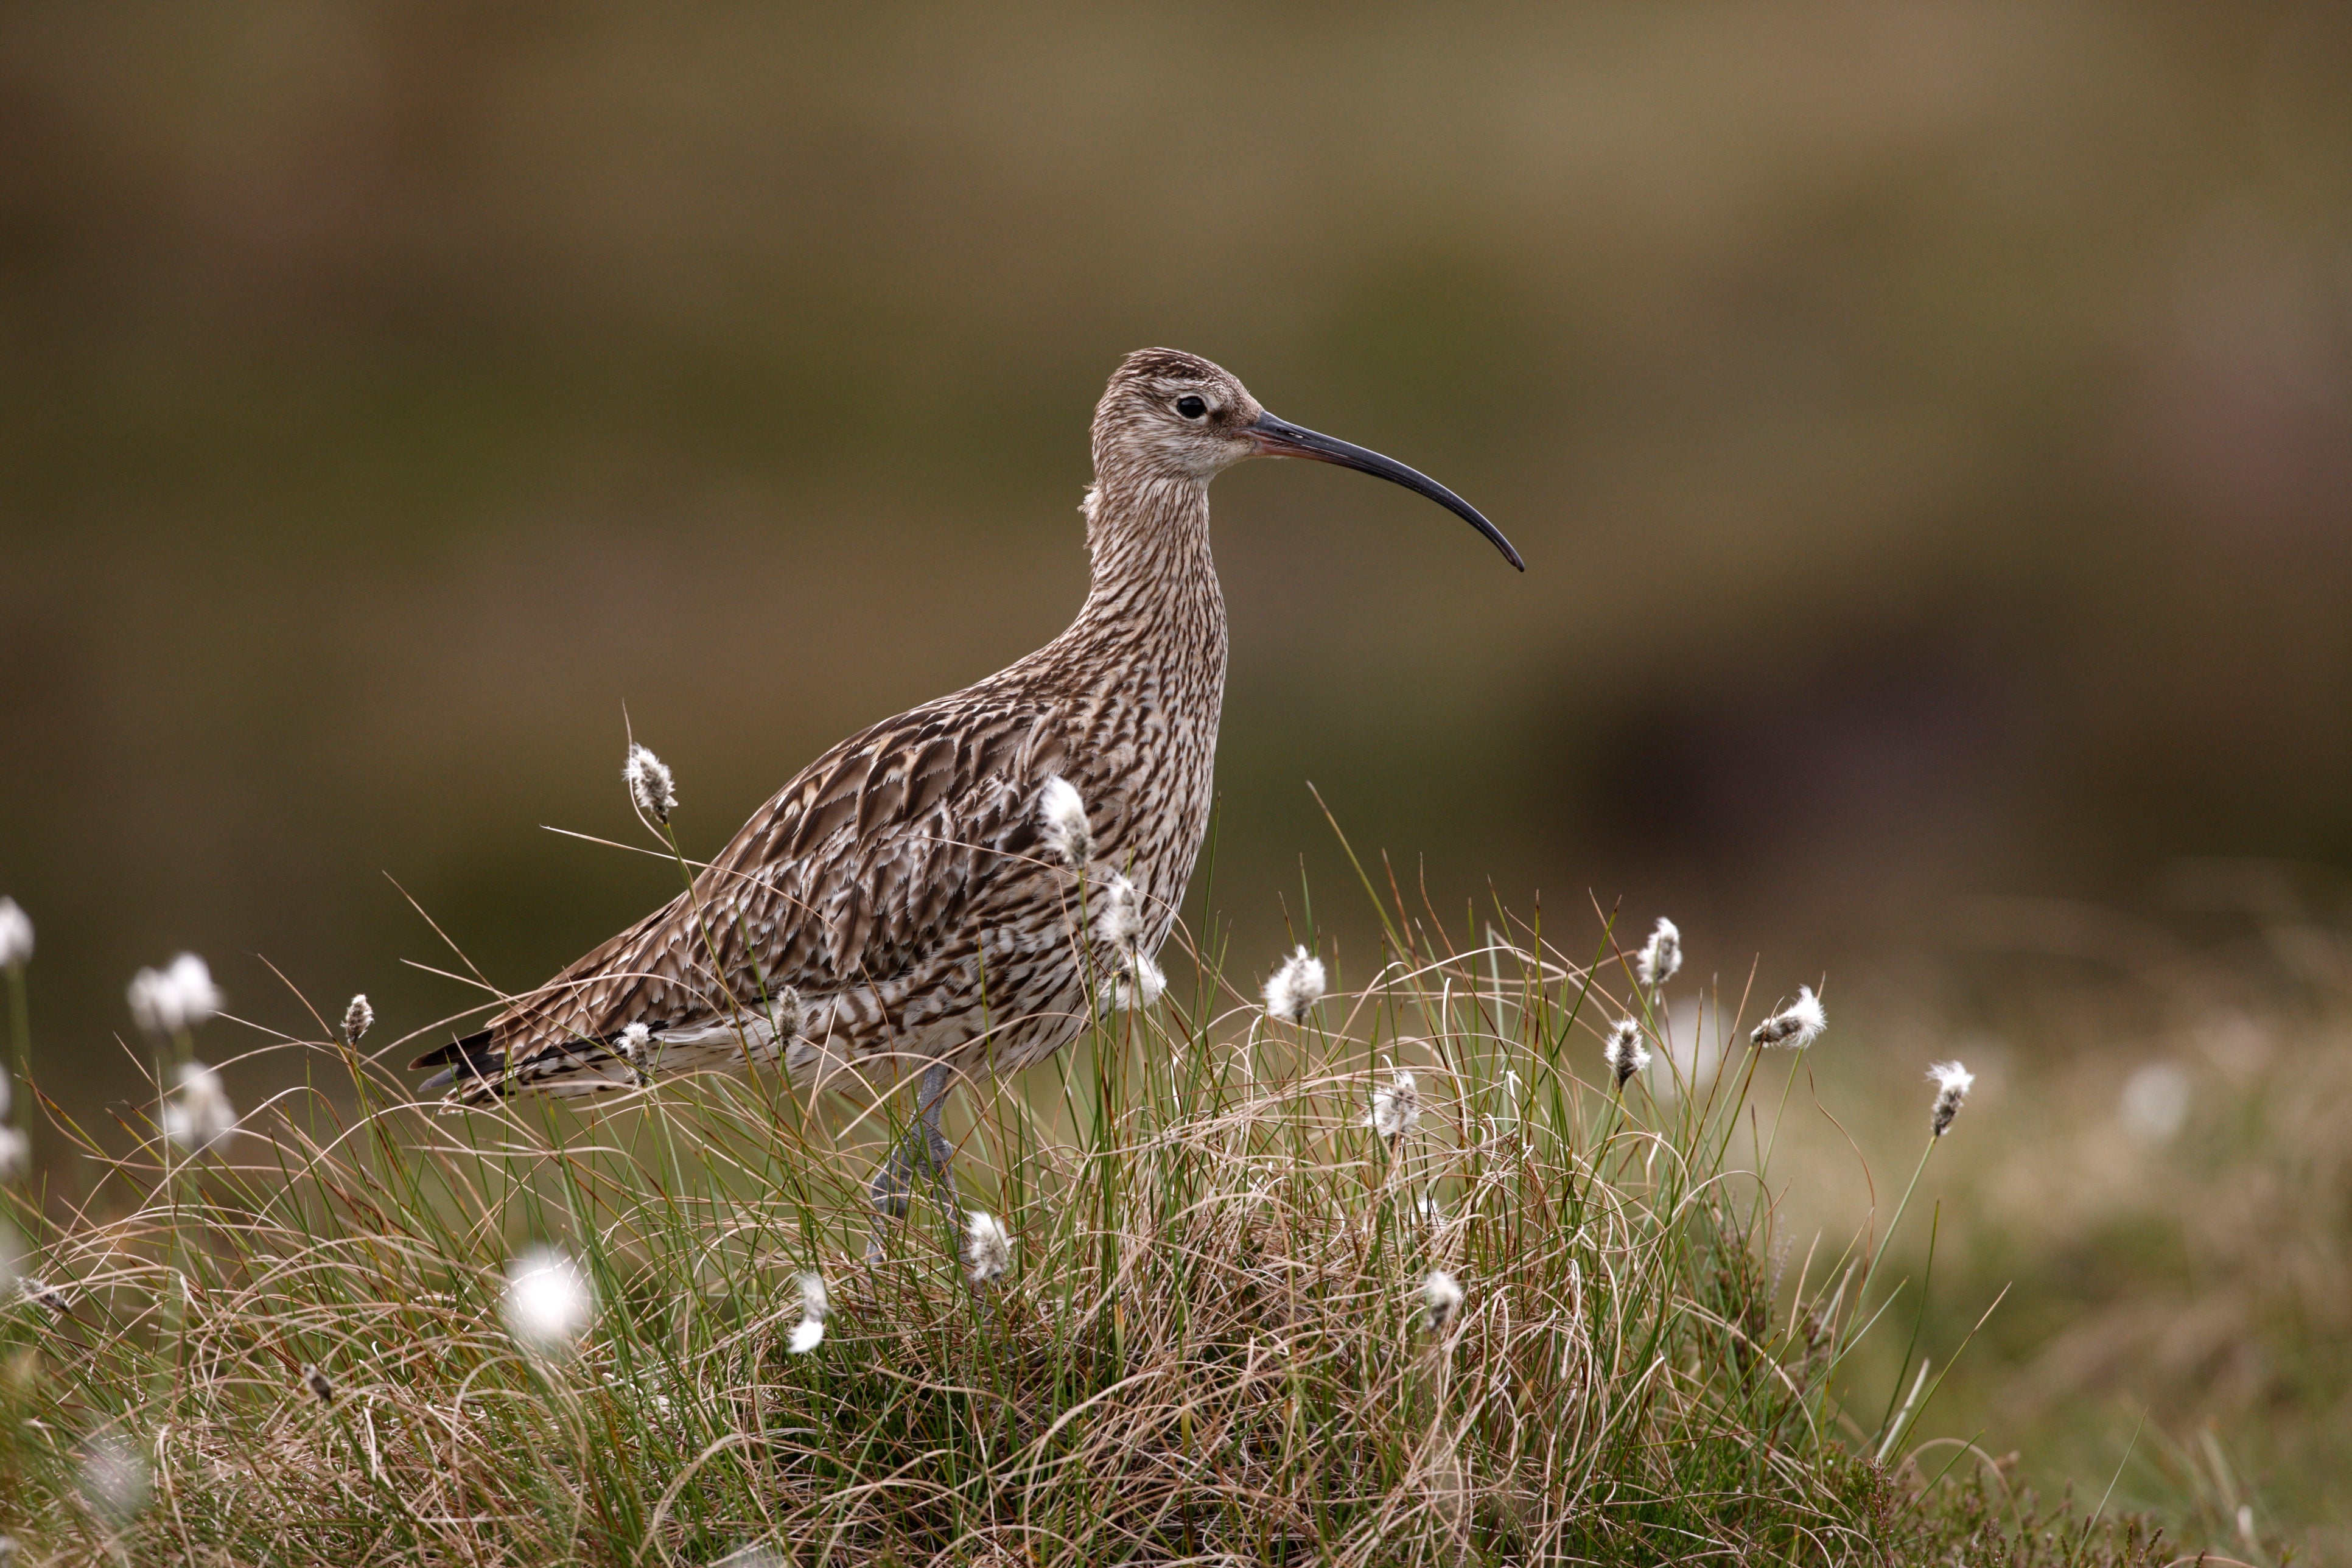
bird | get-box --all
[410,348,1521,1219]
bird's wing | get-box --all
[415,698,1073,1083]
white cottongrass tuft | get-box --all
[1090,873,1166,1009]
[1113,951,1167,1011]
[771,985,807,1045]
[1927,1060,1974,1138]
[81,1433,151,1523]
[1750,986,1826,1050]
[0,898,30,970]
[787,1269,830,1354]
[1094,872,1143,950]
[340,993,373,1045]
[18,1276,68,1317]
[1367,1068,1421,1146]
[127,953,222,1035]
[0,1127,26,1183]
[302,1363,335,1405]
[1414,1188,1444,1228]
[2119,1061,2191,1144]
[615,1021,652,1073]
[1634,917,1681,991]
[1262,945,1326,1023]
[624,743,677,824]
[1603,1017,1650,1088]
[963,1210,1013,1287]
[503,1246,595,1357]
[161,1062,237,1154]
[715,1549,787,1568]
[1037,775,1093,868]
[1421,1269,1464,1334]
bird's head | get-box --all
[1091,348,1524,571]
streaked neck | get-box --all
[1076,474,1222,638]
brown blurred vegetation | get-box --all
[1766,881,2352,1557]
[2,0,2351,1542]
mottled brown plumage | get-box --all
[412,349,1518,1113]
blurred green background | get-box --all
[3,0,2350,1542]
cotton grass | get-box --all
[0,898,30,970]
[160,1061,237,1153]
[1928,1060,1975,1138]
[0,891,2152,1567]
[126,953,222,1036]
[787,1270,830,1354]
[1751,985,1826,1049]
[1036,775,1093,868]
[503,1246,594,1359]
[623,743,677,824]
[962,1210,1013,1287]
[1262,943,1326,1023]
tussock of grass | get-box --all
[0,889,2169,1564]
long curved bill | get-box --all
[1248,411,1525,571]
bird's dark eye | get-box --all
[1175,394,1208,420]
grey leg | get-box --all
[917,1060,954,1178]
[868,1062,957,1252]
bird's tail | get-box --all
[408,1031,506,1100]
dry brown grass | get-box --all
[0,899,2189,1564]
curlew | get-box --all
[411,349,1521,1216]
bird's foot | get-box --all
[866,1135,947,1219]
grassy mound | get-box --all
[0,884,2172,1564]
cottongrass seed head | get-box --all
[81,1433,151,1524]
[127,952,222,1035]
[1422,1269,1465,1334]
[1928,1060,1975,1137]
[1604,1017,1650,1087]
[1087,873,1165,1007]
[0,1127,26,1183]
[787,1269,831,1354]
[1634,916,1681,990]
[16,1276,69,1317]
[340,993,373,1045]
[1113,951,1167,1011]
[1751,985,1827,1050]
[1262,944,1326,1023]
[161,1062,237,1154]
[770,985,806,1046]
[1094,872,1143,950]
[624,742,677,824]
[964,1210,1013,1287]
[301,1363,335,1405]
[715,1549,787,1568]
[503,1246,594,1358]
[0,897,30,970]
[1368,1068,1421,1146]
[1037,775,1093,868]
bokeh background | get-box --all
[4,1,2350,1550]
